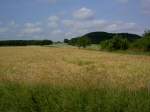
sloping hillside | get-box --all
[69,32,141,45]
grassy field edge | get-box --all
[0,82,150,112]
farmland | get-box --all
[0,46,150,112]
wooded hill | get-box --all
[68,32,141,45]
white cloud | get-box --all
[63,19,106,30]
[0,7,144,41]
[48,16,60,28]
[104,21,141,33]
[24,23,35,27]
[51,29,63,35]
[21,27,42,34]
[73,7,95,20]
[20,22,43,35]
[63,19,142,38]
[48,29,65,41]
[24,22,41,27]
[48,22,59,28]
[0,17,143,41]
[10,21,16,26]
[65,32,77,38]
[48,16,60,22]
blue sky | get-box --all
[0,0,150,41]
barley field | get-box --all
[0,46,150,112]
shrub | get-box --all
[100,35,129,51]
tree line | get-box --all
[100,30,150,51]
[64,30,150,52]
[0,40,53,46]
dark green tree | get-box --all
[64,39,69,43]
[76,37,91,48]
[132,30,150,51]
[101,35,129,51]
[143,29,150,37]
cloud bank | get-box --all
[0,7,145,41]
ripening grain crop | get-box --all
[0,46,150,112]
[1,46,150,89]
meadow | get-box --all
[0,46,150,112]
